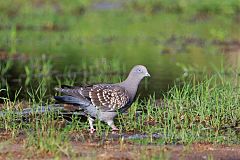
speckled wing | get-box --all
[88,85,130,111]
[55,84,130,112]
[55,85,91,102]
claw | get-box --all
[111,125,119,134]
[89,128,96,134]
[111,127,119,134]
[112,127,119,131]
[107,121,119,133]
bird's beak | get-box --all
[146,72,151,77]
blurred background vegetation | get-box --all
[0,0,240,100]
[1,1,240,158]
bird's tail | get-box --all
[0,104,87,120]
[54,96,90,107]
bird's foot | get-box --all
[89,128,96,134]
[111,127,119,134]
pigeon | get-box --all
[54,65,150,133]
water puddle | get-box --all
[109,133,163,141]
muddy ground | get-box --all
[0,133,240,160]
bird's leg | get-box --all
[88,117,95,134]
[107,121,119,131]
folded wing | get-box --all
[55,84,130,112]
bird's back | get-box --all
[55,83,131,112]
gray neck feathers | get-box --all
[119,73,143,101]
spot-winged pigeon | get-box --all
[54,65,150,133]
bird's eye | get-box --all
[137,69,142,73]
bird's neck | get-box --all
[120,75,142,101]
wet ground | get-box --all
[1,134,240,160]
[71,142,240,160]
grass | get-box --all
[0,0,239,58]
[126,0,240,15]
[1,56,240,158]
[0,0,240,159]
[118,75,240,145]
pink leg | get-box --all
[88,117,95,134]
[107,121,119,132]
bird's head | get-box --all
[129,65,150,80]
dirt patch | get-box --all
[0,50,29,61]
[214,40,240,53]
[0,24,68,32]
[161,36,240,54]
[190,12,211,23]
[1,134,240,160]
[71,141,240,160]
